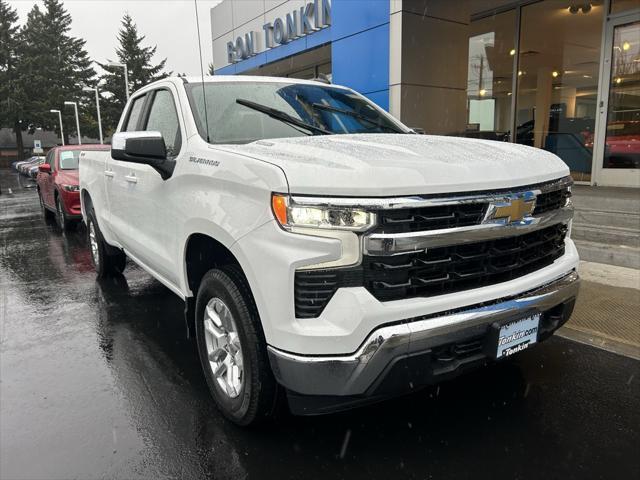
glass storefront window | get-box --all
[611,0,640,14]
[603,21,640,169]
[465,9,516,142]
[516,0,604,182]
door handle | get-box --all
[124,174,138,184]
[104,170,114,178]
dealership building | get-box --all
[211,0,640,188]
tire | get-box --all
[195,266,278,426]
[56,194,75,231]
[87,209,126,278]
[39,191,54,221]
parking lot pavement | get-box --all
[1,168,639,480]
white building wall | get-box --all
[211,0,309,70]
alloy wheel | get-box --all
[203,297,244,399]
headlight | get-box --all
[62,184,79,192]
[272,194,376,232]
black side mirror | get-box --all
[111,131,175,180]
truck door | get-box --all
[105,93,147,247]
[109,86,184,286]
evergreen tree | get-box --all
[16,0,96,147]
[98,14,170,136]
[0,0,25,157]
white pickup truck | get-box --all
[80,76,579,425]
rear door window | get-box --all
[123,95,146,132]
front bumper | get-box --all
[268,270,579,411]
[59,189,82,216]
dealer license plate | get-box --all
[494,314,540,359]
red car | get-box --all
[36,145,110,230]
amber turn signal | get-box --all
[271,194,289,226]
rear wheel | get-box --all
[39,191,54,221]
[87,210,126,278]
[195,266,279,426]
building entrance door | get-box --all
[594,13,640,187]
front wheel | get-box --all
[195,266,279,426]
[87,210,126,278]
[56,195,75,231]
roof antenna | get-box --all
[193,0,210,142]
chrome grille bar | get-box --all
[364,203,573,256]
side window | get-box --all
[145,90,182,157]
[123,95,146,132]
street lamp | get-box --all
[49,109,65,146]
[106,61,129,100]
[64,101,81,145]
[83,86,103,144]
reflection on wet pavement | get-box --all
[1,169,638,479]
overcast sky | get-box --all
[11,0,221,76]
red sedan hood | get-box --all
[56,169,79,185]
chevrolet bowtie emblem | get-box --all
[490,195,536,223]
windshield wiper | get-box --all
[311,103,406,134]
[236,98,332,136]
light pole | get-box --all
[49,109,65,146]
[107,61,129,100]
[83,86,103,144]
[64,101,81,145]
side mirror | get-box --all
[39,163,51,174]
[111,131,175,180]
[410,127,426,135]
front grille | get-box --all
[534,185,571,215]
[363,224,567,302]
[373,179,570,234]
[294,224,567,317]
[375,203,486,234]
[293,178,572,318]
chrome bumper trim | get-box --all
[364,206,573,256]
[268,271,580,396]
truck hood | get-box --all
[215,134,569,196]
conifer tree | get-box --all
[0,0,25,157]
[15,0,95,146]
[99,14,170,136]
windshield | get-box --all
[185,81,409,144]
[59,150,80,170]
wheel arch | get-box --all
[182,231,261,340]
[80,188,92,219]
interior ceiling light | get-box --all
[552,71,559,77]
[479,89,487,96]
[509,49,516,56]
[568,3,592,14]
[622,42,630,51]
[615,77,622,84]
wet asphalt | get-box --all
[1,168,639,480]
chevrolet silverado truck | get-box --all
[79,76,579,425]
